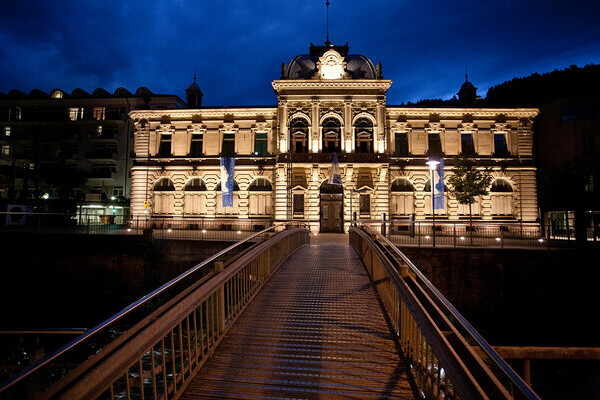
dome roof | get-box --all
[285,43,377,80]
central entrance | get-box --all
[320,182,343,233]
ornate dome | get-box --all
[284,43,378,80]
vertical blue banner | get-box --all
[433,158,445,210]
[328,153,342,184]
[220,157,235,207]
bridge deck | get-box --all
[181,238,416,399]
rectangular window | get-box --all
[395,132,409,156]
[222,132,235,156]
[293,193,304,215]
[4,127,10,137]
[359,194,370,215]
[190,133,203,156]
[254,131,268,156]
[69,108,83,121]
[159,134,172,157]
[494,133,508,157]
[428,132,442,156]
[113,186,124,196]
[1,144,10,156]
[93,107,106,120]
[461,133,475,155]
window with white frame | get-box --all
[390,178,414,216]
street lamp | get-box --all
[426,158,440,247]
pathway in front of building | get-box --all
[181,234,416,399]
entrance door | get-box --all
[320,194,343,233]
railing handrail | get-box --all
[355,224,540,400]
[0,223,283,394]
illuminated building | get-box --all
[130,43,539,233]
[0,87,184,218]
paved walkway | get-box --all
[181,240,415,399]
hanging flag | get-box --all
[220,157,235,207]
[328,153,342,184]
[433,158,445,210]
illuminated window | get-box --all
[1,145,10,156]
[51,90,63,99]
[249,178,273,215]
[254,131,268,156]
[4,127,10,137]
[69,108,83,121]
[93,107,105,120]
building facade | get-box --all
[130,44,539,233]
[0,87,184,217]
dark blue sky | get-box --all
[1,0,599,106]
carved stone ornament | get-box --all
[426,122,443,132]
[221,122,236,132]
[156,124,175,134]
[315,49,348,80]
[393,121,411,132]
[187,123,205,134]
[493,123,510,133]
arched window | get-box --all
[490,179,513,192]
[322,117,342,153]
[249,178,273,216]
[184,178,207,215]
[424,179,446,192]
[185,178,207,191]
[248,178,273,191]
[355,117,373,153]
[490,179,514,216]
[390,178,414,216]
[391,178,414,192]
[154,178,175,191]
[153,178,175,215]
[290,117,309,153]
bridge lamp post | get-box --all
[426,159,440,247]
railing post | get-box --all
[214,261,226,333]
[453,223,456,248]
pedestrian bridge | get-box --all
[0,225,540,400]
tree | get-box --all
[447,156,492,244]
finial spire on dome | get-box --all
[193,66,197,83]
[325,1,331,46]
[465,64,469,81]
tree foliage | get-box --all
[447,156,492,205]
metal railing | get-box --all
[0,224,309,399]
[350,225,541,400]
[357,220,546,248]
[0,212,276,240]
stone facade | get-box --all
[130,45,538,232]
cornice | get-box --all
[386,107,538,119]
[272,79,393,91]
[130,108,277,120]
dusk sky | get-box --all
[1,0,599,106]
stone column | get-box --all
[278,98,287,152]
[344,98,352,152]
[311,99,320,152]
[376,98,386,153]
